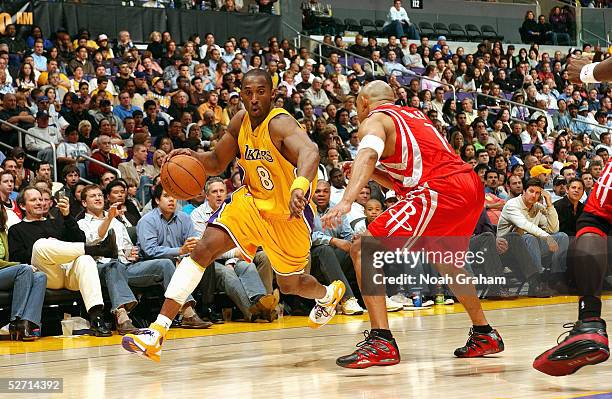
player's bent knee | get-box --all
[190,246,215,270]
[276,275,300,295]
[165,257,205,305]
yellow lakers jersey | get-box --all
[237,108,316,216]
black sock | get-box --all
[88,305,104,320]
[473,324,493,334]
[579,296,602,321]
[371,329,394,341]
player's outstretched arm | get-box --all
[165,110,244,175]
[269,114,319,219]
[567,56,612,84]
[321,116,386,229]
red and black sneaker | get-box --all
[533,318,609,376]
[454,328,504,358]
[336,330,401,369]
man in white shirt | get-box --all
[78,184,211,331]
[497,178,569,294]
[383,0,420,40]
[26,111,60,165]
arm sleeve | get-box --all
[541,205,560,233]
[61,215,86,242]
[184,214,197,239]
[339,215,354,241]
[8,226,29,264]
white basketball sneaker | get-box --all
[122,323,166,362]
[341,297,364,315]
[308,281,346,329]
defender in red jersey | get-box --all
[322,81,503,369]
[534,159,611,376]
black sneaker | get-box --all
[336,330,400,369]
[454,328,504,357]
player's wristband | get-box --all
[580,62,600,84]
[290,176,310,194]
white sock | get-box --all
[182,306,196,318]
[116,308,130,324]
[155,314,173,330]
[317,284,335,305]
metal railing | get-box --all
[475,92,543,115]
[582,28,611,46]
[79,154,122,179]
[283,22,375,73]
[0,117,58,181]
[0,141,43,165]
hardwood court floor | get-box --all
[1,297,611,399]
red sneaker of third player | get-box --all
[454,328,505,358]
[533,318,609,376]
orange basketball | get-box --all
[160,154,207,200]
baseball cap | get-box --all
[530,164,552,177]
[98,34,108,41]
[229,91,240,99]
[35,110,49,119]
[36,95,49,102]
[553,176,566,186]
[512,90,524,98]
[552,161,574,176]
[478,104,488,111]
[578,105,589,112]
[438,35,446,41]
[134,71,147,79]
[385,190,397,200]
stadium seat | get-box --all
[418,21,436,38]
[359,19,377,35]
[449,23,468,41]
[344,18,361,33]
[433,22,451,39]
[333,18,346,35]
[481,25,504,41]
[465,24,482,42]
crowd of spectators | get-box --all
[0,1,611,338]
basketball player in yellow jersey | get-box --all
[122,69,346,362]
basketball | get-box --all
[160,154,207,200]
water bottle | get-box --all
[412,290,422,307]
[435,284,445,305]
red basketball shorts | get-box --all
[368,171,484,249]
